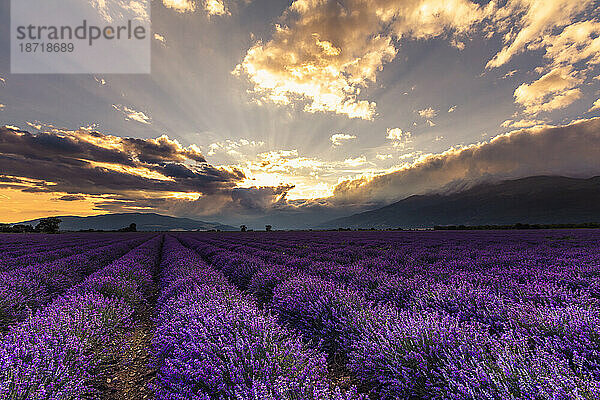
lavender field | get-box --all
[1,229,600,399]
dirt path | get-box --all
[97,298,157,400]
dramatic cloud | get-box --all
[488,2,597,116]
[112,104,152,125]
[162,0,196,13]
[204,0,229,16]
[591,99,600,112]
[487,0,593,68]
[332,117,600,205]
[514,66,583,115]
[235,0,491,120]
[0,126,327,220]
[330,133,357,147]
[0,126,243,198]
[539,20,600,67]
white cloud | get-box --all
[418,107,438,119]
[330,133,357,147]
[376,154,392,160]
[207,139,265,158]
[590,99,600,112]
[112,104,152,125]
[344,156,369,167]
[386,128,409,141]
[386,128,412,148]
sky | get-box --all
[1,0,600,228]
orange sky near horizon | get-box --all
[0,188,102,223]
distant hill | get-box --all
[18,212,236,232]
[318,176,600,229]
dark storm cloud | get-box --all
[0,128,135,166]
[0,127,244,197]
[122,136,206,164]
[332,117,600,206]
[56,195,86,201]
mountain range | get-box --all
[18,212,236,232]
[318,176,600,229]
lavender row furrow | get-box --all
[177,232,600,399]
[0,236,126,271]
[0,235,152,329]
[0,233,114,256]
[0,235,163,399]
[152,235,365,400]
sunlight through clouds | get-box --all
[235,0,490,120]
[330,133,357,147]
[162,0,196,13]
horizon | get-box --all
[1,0,600,228]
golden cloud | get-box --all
[235,0,489,120]
[514,66,583,114]
[487,0,592,68]
[162,0,196,13]
[205,0,229,16]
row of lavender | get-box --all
[0,234,156,330]
[175,231,600,399]
[1,230,598,398]
[0,234,134,271]
[0,233,125,257]
[0,235,163,399]
[152,235,364,399]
